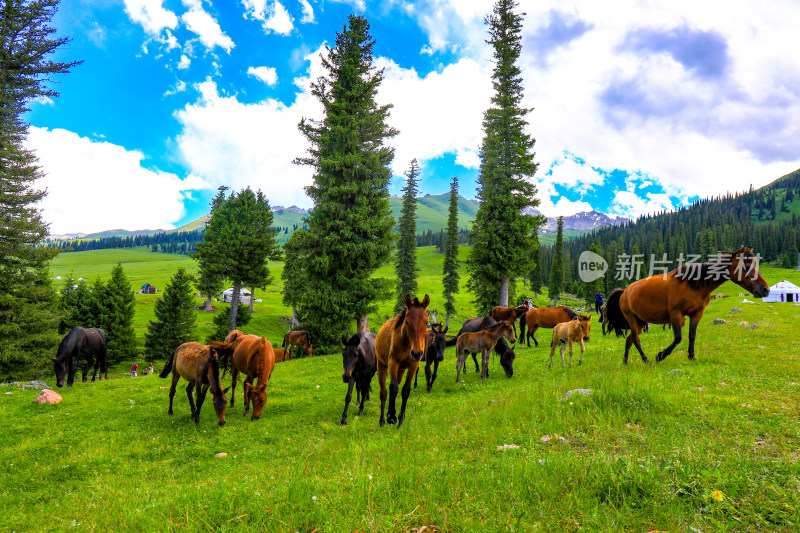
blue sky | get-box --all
[26,0,800,233]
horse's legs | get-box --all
[578,339,585,365]
[340,375,357,425]
[656,313,684,362]
[67,357,77,387]
[81,356,90,382]
[185,383,196,419]
[229,369,239,408]
[243,373,255,416]
[413,366,419,389]
[168,373,180,415]
[481,349,490,381]
[687,313,703,360]
[397,364,415,428]
[357,375,368,415]
[471,352,479,373]
[549,339,556,369]
[560,342,567,367]
[532,326,539,347]
[455,350,466,383]
[427,359,439,393]
[629,323,648,363]
[378,362,388,427]
[194,380,208,425]
[386,361,400,425]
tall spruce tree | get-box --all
[102,263,136,365]
[549,216,564,304]
[293,15,397,347]
[194,187,280,330]
[0,0,80,379]
[442,176,460,327]
[144,268,196,361]
[281,230,307,328]
[466,0,540,314]
[58,275,96,334]
[529,230,543,297]
[394,159,421,314]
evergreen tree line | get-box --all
[47,230,203,255]
[416,228,471,249]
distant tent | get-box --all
[762,280,800,303]
[221,287,252,304]
[140,283,156,295]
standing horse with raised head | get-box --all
[52,327,108,387]
[455,321,515,383]
[376,294,430,428]
[446,317,515,377]
[413,323,448,393]
[340,332,377,425]
[519,306,576,347]
[209,334,276,420]
[282,330,312,358]
[159,342,227,426]
[549,315,592,368]
[489,305,528,337]
[606,247,770,364]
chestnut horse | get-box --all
[273,348,290,362]
[520,306,577,347]
[549,316,592,368]
[489,305,528,337]
[159,342,227,426]
[606,247,770,364]
[413,323,448,393]
[52,327,108,387]
[455,321,515,383]
[446,317,515,377]
[282,330,312,358]
[340,332,377,425]
[209,334,276,420]
[376,294,430,428]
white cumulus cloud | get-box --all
[247,66,278,86]
[242,0,295,35]
[299,0,315,24]
[181,3,235,53]
[123,0,178,36]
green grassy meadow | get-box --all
[3,250,798,531]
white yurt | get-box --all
[221,287,252,304]
[762,280,800,303]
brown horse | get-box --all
[159,342,227,426]
[273,348,290,362]
[520,306,577,347]
[606,246,770,364]
[209,334,276,420]
[282,330,312,358]
[489,305,528,337]
[376,294,430,428]
[413,323,448,393]
[455,321,516,383]
[549,316,592,368]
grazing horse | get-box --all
[209,335,276,420]
[273,348,290,362]
[606,247,770,364]
[376,294,430,428]
[282,330,312,358]
[52,327,108,387]
[549,316,592,368]
[340,332,377,425]
[413,323,448,393]
[159,342,227,426]
[599,306,610,336]
[455,321,516,383]
[446,317,515,377]
[520,306,576,347]
[489,305,528,337]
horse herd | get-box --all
[51,246,770,430]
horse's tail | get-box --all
[445,326,463,348]
[282,332,288,348]
[605,288,629,337]
[519,310,528,343]
[159,350,175,378]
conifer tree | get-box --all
[144,268,196,361]
[466,0,540,314]
[529,230,543,297]
[394,159,420,314]
[442,176,460,327]
[293,15,397,347]
[549,216,564,304]
[0,0,80,379]
[102,263,136,364]
[58,276,96,334]
[281,230,307,328]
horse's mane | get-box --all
[561,307,577,319]
[56,327,82,361]
[205,353,224,396]
[303,331,311,346]
[671,253,738,289]
[394,308,407,331]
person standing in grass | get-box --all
[147,363,154,376]
[131,361,138,377]
[594,293,603,315]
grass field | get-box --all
[5,250,799,530]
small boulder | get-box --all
[745,324,759,330]
[564,388,593,399]
[712,318,727,325]
[738,321,748,327]
[729,308,742,314]
[214,452,228,458]
[35,389,62,405]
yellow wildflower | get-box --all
[711,490,724,501]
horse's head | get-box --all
[245,382,267,421]
[428,324,448,362]
[500,321,516,344]
[52,357,67,388]
[578,315,592,342]
[728,247,770,298]
[305,343,313,357]
[341,334,361,383]
[402,294,430,361]
[500,344,515,378]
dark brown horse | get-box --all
[376,294,430,428]
[606,247,770,364]
[455,321,515,382]
[209,334,276,420]
[282,330,312,358]
[520,306,577,347]
[413,323,448,393]
[490,305,528,337]
[446,317,515,377]
[52,327,108,387]
[159,342,227,426]
[340,332,377,425]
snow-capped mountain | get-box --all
[522,208,629,233]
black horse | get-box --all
[340,332,377,425]
[414,323,448,393]
[445,317,515,377]
[52,327,108,387]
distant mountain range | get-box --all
[49,193,627,242]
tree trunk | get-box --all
[202,295,213,311]
[229,281,241,331]
[357,314,369,333]
[249,286,255,312]
[499,277,510,307]
[291,305,298,328]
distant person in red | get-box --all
[131,361,138,377]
